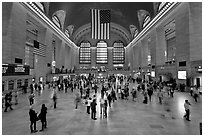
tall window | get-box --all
[113,41,125,64]
[143,15,151,28]
[79,41,91,64]
[25,19,37,68]
[52,15,61,29]
[165,20,176,62]
[8,80,14,90]
[96,41,108,64]
[147,38,151,65]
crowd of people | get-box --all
[2,73,202,134]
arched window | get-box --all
[96,41,108,64]
[52,15,61,29]
[158,2,167,12]
[113,41,125,64]
[79,41,91,64]
[35,2,45,13]
[143,15,151,28]
[65,29,69,37]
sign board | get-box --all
[2,64,30,76]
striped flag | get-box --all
[91,9,111,40]
[34,40,46,57]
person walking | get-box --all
[184,100,191,121]
[14,91,18,105]
[4,93,13,112]
[39,104,47,131]
[91,99,97,120]
[29,106,38,133]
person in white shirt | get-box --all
[184,100,191,121]
[99,96,105,115]
[86,97,92,114]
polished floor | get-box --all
[2,83,202,135]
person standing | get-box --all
[104,100,108,118]
[14,91,18,105]
[80,86,83,98]
[131,87,137,101]
[147,86,153,102]
[193,87,199,102]
[91,99,97,120]
[107,93,112,108]
[29,106,38,133]
[157,88,163,104]
[39,104,47,131]
[143,89,148,104]
[75,91,81,109]
[184,100,191,121]
[99,95,105,115]
[52,86,57,109]
[86,97,92,114]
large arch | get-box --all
[72,22,132,46]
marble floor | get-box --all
[2,83,202,135]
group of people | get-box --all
[3,74,199,134]
[29,104,47,133]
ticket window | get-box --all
[24,79,29,87]
[17,79,22,89]
[8,80,14,90]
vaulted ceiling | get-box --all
[48,2,154,31]
[34,2,164,45]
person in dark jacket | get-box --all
[4,92,13,112]
[29,106,38,133]
[107,94,112,108]
[39,104,47,131]
[147,87,153,102]
[91,99,97,120]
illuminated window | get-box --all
[113,41,125,64]
[143,15,151,28]
[165,20,176,62]
[147,38,151,65]
[52,15,61,29]
[96,41,108,64]
[35,2,45,12]
[79,41,91,64]
[65,29,69,37]
[158,2,167,11]
[25,19,37,68]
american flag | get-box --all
[91,9,111,40]
[34,40,46,57]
